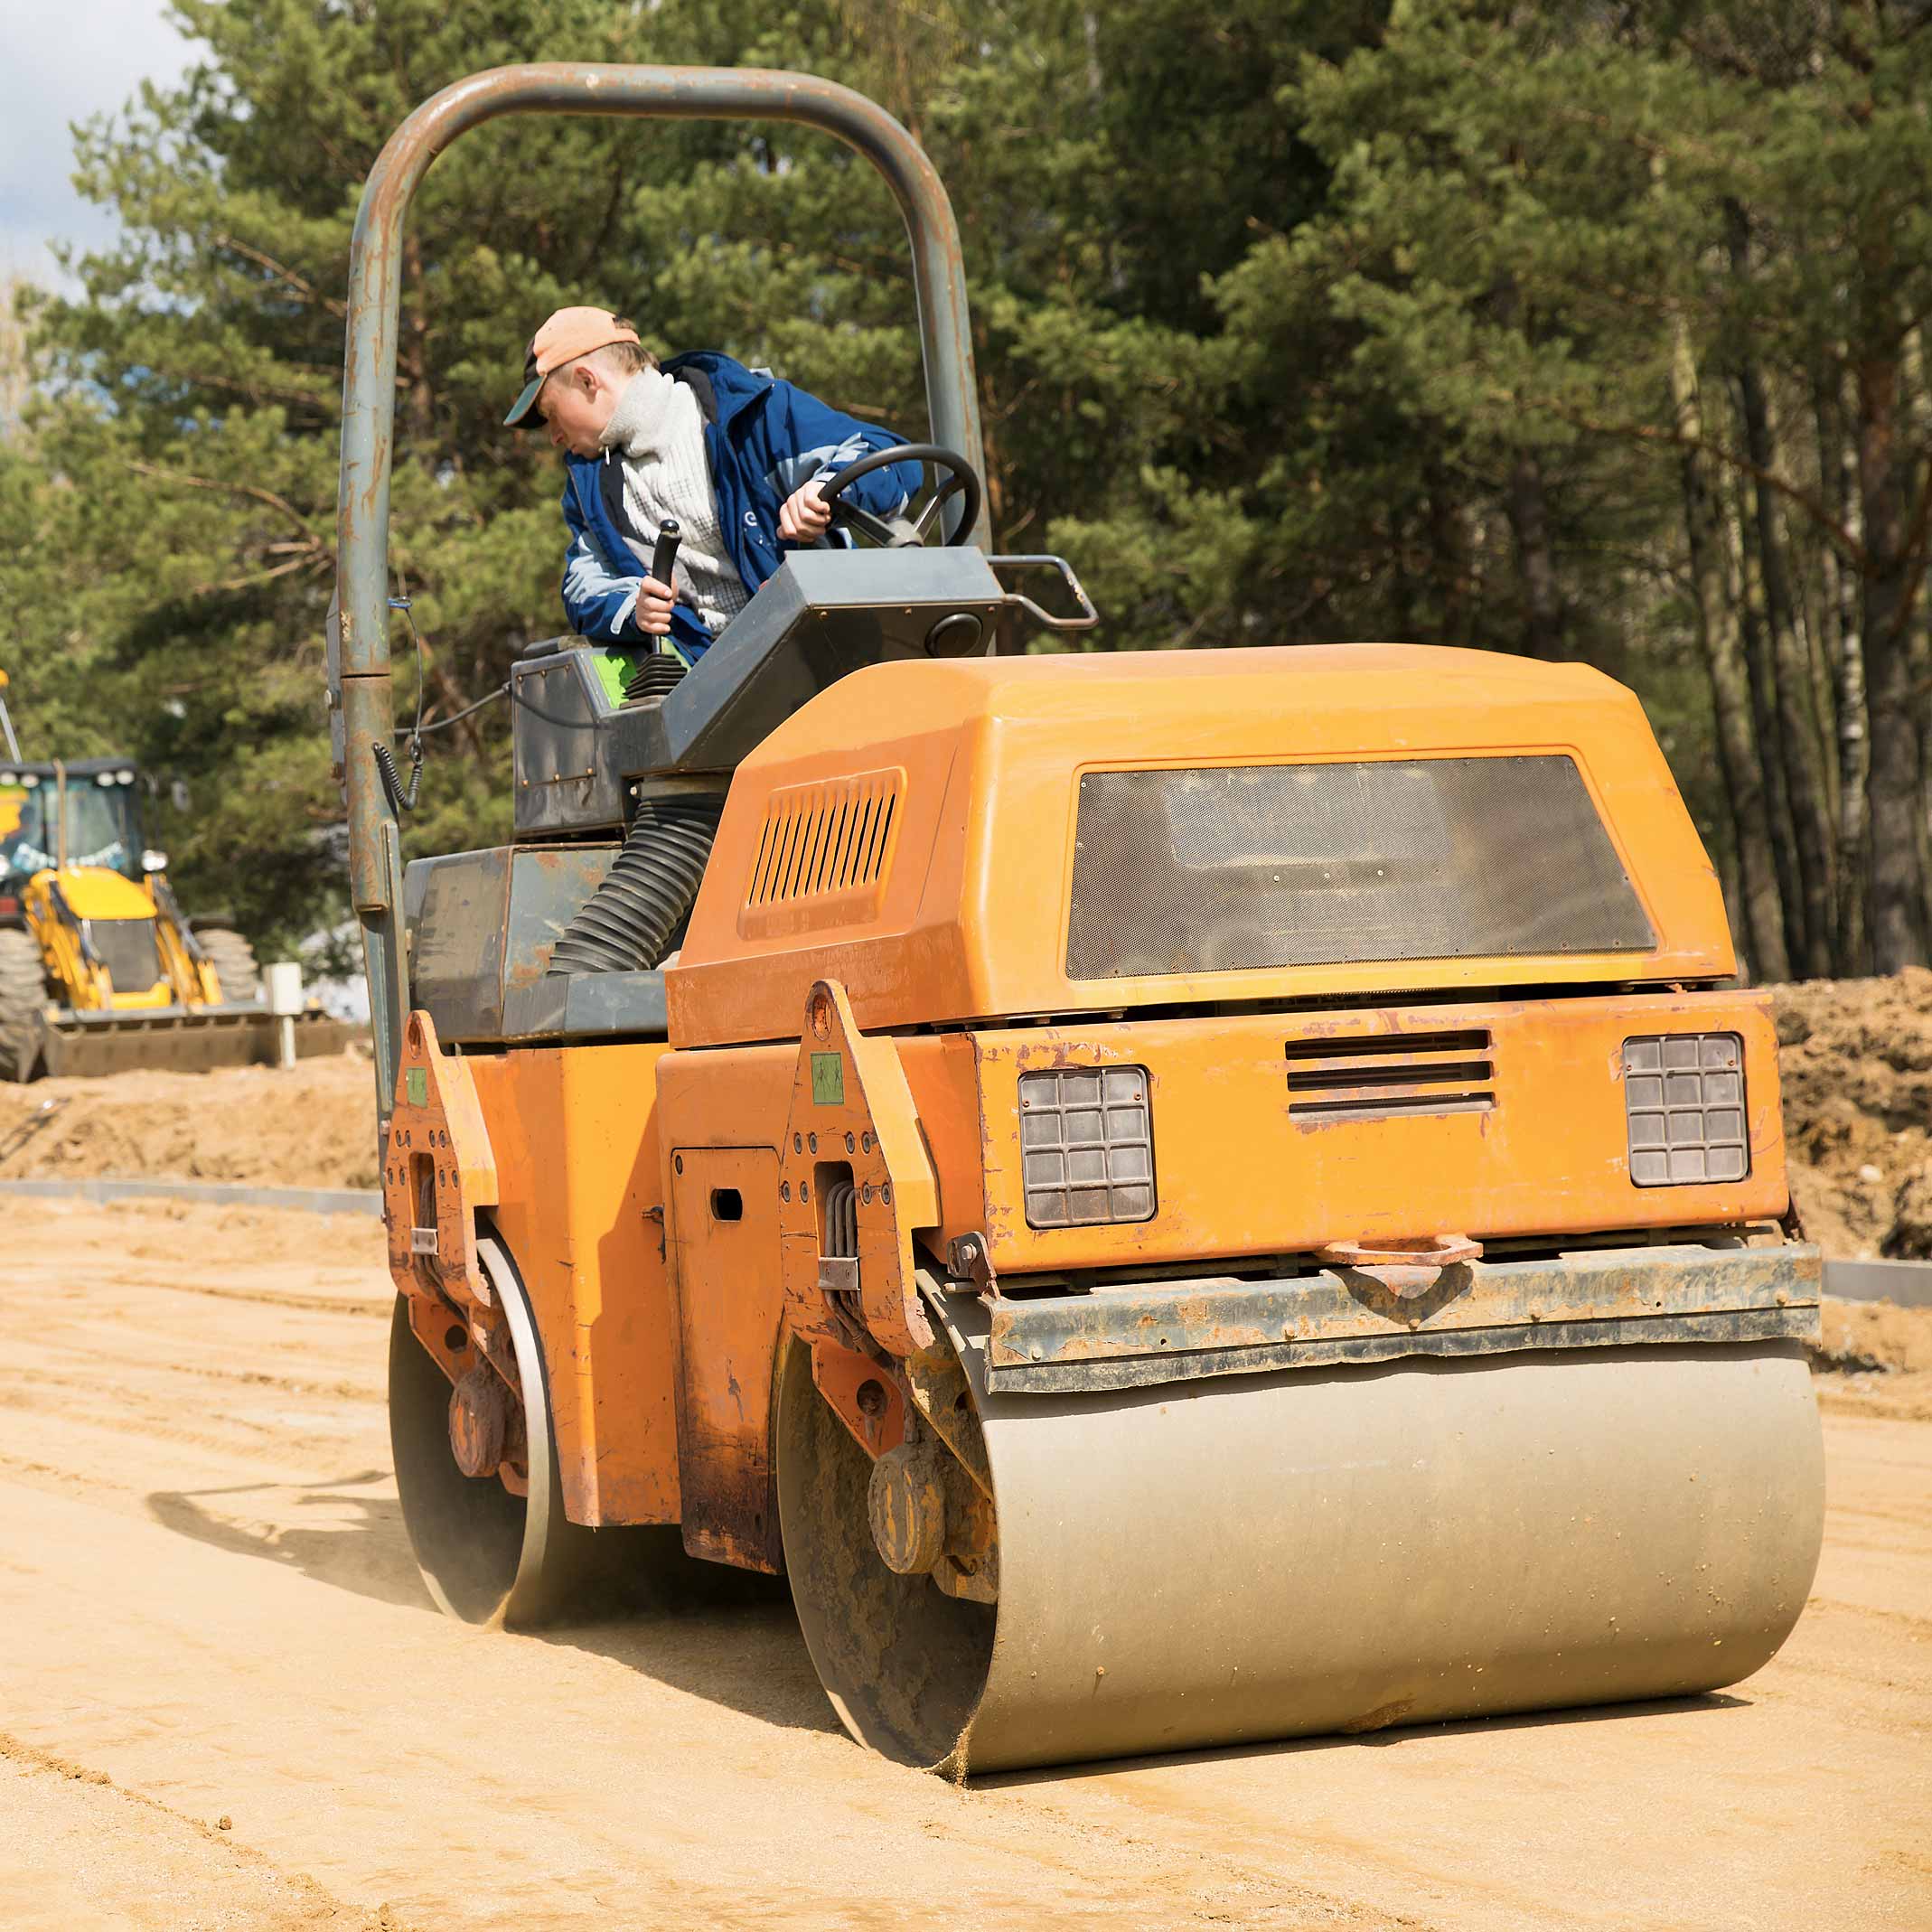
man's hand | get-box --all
[778,480,833,542]
[633,574,675,637]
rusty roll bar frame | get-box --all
[333,65,989,1124]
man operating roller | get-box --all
[506,306,920,672]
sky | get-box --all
[0,0,193,288]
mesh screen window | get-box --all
[1065,756,1655,980]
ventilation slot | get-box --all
[739,768,904,940]
[1285,1029,1495,1121]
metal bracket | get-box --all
[775,978,940,1357]
[947,1230,1000,1299]
[380,1008,500,1311]
[988,554,1100,632]
[1314,1233,1483,1299]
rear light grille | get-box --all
[1624,1034,1748,1185]
[1019,1065,1156,1228]
[1284,1029,1495,1121]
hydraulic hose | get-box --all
[545,792,725,977]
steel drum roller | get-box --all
[780,1310,1824,1773]
[389,1232,710,1627]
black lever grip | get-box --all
[650,518,681,590]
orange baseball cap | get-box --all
[504,306,641,426]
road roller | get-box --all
[334,64,1824,1773]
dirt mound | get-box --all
[1815,1294,1932,1373]
[1812,1295,1932,1421]
[0,1053,380,1190]
[1771,968,1932,1259]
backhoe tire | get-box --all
[0,926,49,1083]
[197,927,260,1005]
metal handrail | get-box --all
[988,554,1102,632]
[333,65,988,1121]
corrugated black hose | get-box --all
[545,793,725,977]
[622,652,687,704]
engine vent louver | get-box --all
[1284,1029,1495,1121]
[739,767,904,939]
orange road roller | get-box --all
[334,65,1823,1773]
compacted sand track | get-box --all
[1,1194,1927,1930]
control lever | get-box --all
[616,520,690,708]
[519,518,683,660]
[650,518,681,600]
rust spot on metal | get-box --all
[983,1241,1821,1390]
[677,1425,782,1572]
[1336,1697,1416,1735]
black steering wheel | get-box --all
[816,443,983,549]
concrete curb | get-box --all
[0,1177,381,1217]
[5,1176,1927,1299]
[1821,1258,1932,1308]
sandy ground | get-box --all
[1,1195,1927,1930]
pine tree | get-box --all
[14,0,1928,972]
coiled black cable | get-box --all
[373,736,423,814]
[545,793,726,978]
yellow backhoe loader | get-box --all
[0,690,346,1077]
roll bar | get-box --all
[333,65,988,1120]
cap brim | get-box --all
[503,373,544,427]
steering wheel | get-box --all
[816,443,983,549]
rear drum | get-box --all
[776,1342,995,1766]
[779,1311,1825,1774]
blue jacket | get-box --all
[559,352,921,662]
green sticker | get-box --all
[406,1065,427,1108]
[811,1052,845,1105]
